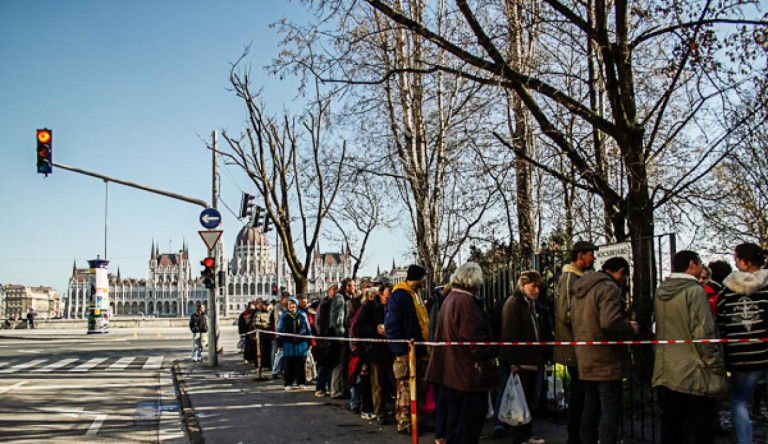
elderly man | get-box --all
[386,264,430,434]
[427,262,496,444]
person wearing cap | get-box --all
[554,240,597,444]
[571,257,639,444]
[277,297,313,390]
[385,264,430,434]
[494,270,547,443]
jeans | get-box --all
[191,333,203,360]
[566,366,588,444]
[581,380,622,444]
[316,364,332,392]
[731,369,768,444]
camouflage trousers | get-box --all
[393,355,428,431]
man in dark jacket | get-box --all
[355,284,394,423]
[571,257,639,444]
[385,264,429,434]
[330,279,355,399]
[554,241,597,444]
[189,304,207,363]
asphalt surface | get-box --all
[0,327,191,443]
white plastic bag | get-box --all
[200,332,209,348]
[486,392,495,418]
[498,373,532,426]
[305,352,317,381]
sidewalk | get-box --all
[174,336,568,444]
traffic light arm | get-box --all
[52,162,210,208]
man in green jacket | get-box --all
[554,240,596,444]
[652,250,726,444]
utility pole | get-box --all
[207,131,219,367]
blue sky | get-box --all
[0,0,406,295]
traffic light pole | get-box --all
[208,131,219,367]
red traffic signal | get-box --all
[201,257,215,268]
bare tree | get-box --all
[219,54,347,295]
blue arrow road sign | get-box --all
[199,208,222,229]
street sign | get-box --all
[199,208,222,229]
[199,230,223,252]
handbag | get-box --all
[418,383,436,415]
[498,373,532,426]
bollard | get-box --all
[408,340,418,444]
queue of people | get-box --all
[200,240,768,444]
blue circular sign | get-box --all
[199,208,222,229]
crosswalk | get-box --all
[0,356,167,374]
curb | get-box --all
[172,362,205,444]
[0,335,88,341]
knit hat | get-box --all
[518,270,544,287]
[288,297,299,306]
[406,264,427,281]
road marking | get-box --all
[19,381,159,390]
[34,406,83,418]
[0,381,27,395]
[31,406,107,437]
[106,356,135,371]
[19,349,43,354]
[32,357,79,373]
[0,358,47,373]
[142,356,163,370]
[86,414,107,436]
[68,357,108,372]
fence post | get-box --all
[256,329,262,378]
[409,339,418,444]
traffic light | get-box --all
[239,193,254,218]
[263,216,273,233]
[272,285,278,295]
[36,129,53,176]
[201,257,216,289]
[249,206,264,229]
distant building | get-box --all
[0,284,5,318]
[4,285,60,319]
[375,260,408,285]
[306,244,354,299]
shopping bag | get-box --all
[200,332,209,348]
[237,336,245,352]
[498,373,532,426]
[305,352,317,381]
[419,383,436,415]
[486,392,495,418]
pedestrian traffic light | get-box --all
[201,257,216,289]
[36,129,53,176]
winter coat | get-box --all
[250,309,270,330]
[554,264,587,366]
[189,311,207,334]
[276,310,312,358]
[498,288,545,367]
[330,291,349,336]
[716,269,768,371]
[571,271,635,381]
[425,288,497,392]
[652,273,727,397]
[238,309,253,335]
[346,297,362,333]
[354,296,393,363]
[385,282,429,358]
[315,296,332,337]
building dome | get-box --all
[235,225,269,247]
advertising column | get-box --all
[87,257,110,334]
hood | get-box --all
[723,269,768,295]
[655,274,701,301]
[573,271,614,299]
[562,263,585,276]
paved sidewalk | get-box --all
[174,335,568,444]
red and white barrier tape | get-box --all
[248,328,768,346]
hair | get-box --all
[708,260,732,284]
[378,282,393,295]
[364,287,380,300]
[672,250,701,273]
[735,243,767,268]
[602,257,630,273]
[518,270,544,288]
[341,278,353,289]
[449,262,484,290]
[571,248,591,262]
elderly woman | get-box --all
[277,297,312,391]
[426,262,496,444]
[495,270,546,444]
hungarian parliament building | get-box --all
[65,222,355,319]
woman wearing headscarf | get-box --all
[277,297,313,390]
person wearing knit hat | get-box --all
[277,297,313,391]
[494,270,547,443]
[385,264,430,434]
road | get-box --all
[0,326,204,443]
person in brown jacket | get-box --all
[554,241,597,444]
[426,262,496,444]
[494,270,547,443]
[571,257,639,444]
